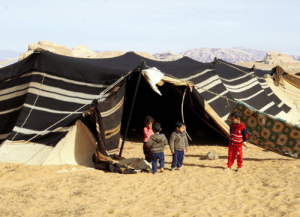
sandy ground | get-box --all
[1,137,300,217]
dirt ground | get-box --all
[1,136,300,217]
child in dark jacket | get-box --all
[226,111,248,172]
[169,121,189,171]
[146,122,168,175]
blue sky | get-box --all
[1,0,300,54]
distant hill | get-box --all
[179,47,259,63]
[231,46,267,59]
[290,54,300,61]
[153,51,183,61]
[0,58,18,67]
[0,50,22,59]
[0,50,22,67]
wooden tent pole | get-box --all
[119,71,143,157]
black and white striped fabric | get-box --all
[179,59,291,126]
[0,51,292,149]
[0,72,110,145]
[180,68,236,124]
[216,60,291,114]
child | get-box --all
[226,111,248,172]
[169,121,189,171]
[146,122,168,175]
[143,116,155,163]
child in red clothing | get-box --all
[226,111,248,172]
[143,116,155,163]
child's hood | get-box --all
[173,131,186,138]
[150,134,165,142]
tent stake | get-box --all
[119,71,143,157]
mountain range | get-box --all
[1,46,300,66]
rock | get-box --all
[28,43,42,51]
[19,50,34,61]
[206,151,219,160]
[96,51,155,59]
[19,41,72,61]
[231,46,267,59]
[134,51,155,59]
[72,45,97,58]
[153,51,183,61]
[264,51,299,64]
[38,41,72,56]
[96,51,126,58]
[180,47,259,63]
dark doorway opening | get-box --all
[121,73,227,145]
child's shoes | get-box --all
[236,168,242,173]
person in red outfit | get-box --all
[226,111,248,172]
[143,116,155,163]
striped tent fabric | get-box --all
[0,51,294,163]
[179,67,236,125]
[215,60,290,116]
[178,59,291,129]
[0,72,110,145]
[97,80,126,155]
[216,60,291,113]
[0,52,128,150]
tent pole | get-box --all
[119,71,143,157]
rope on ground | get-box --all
[0,144,48,178]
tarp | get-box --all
[229,101,300,158]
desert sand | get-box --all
[1,136,300,217]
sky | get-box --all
[0,0,300,55]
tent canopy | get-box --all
[0,51,294,165]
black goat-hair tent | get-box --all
[0,51,291,165]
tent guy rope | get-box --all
[10,73,46,143]
[0,72,131,177]
[0,57,18,66]
[23,72,131,144]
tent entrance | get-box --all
[122,74,227,144]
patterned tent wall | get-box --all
[229,102,300,158]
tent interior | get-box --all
[79,70,227,148]
[120,72,227,143]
